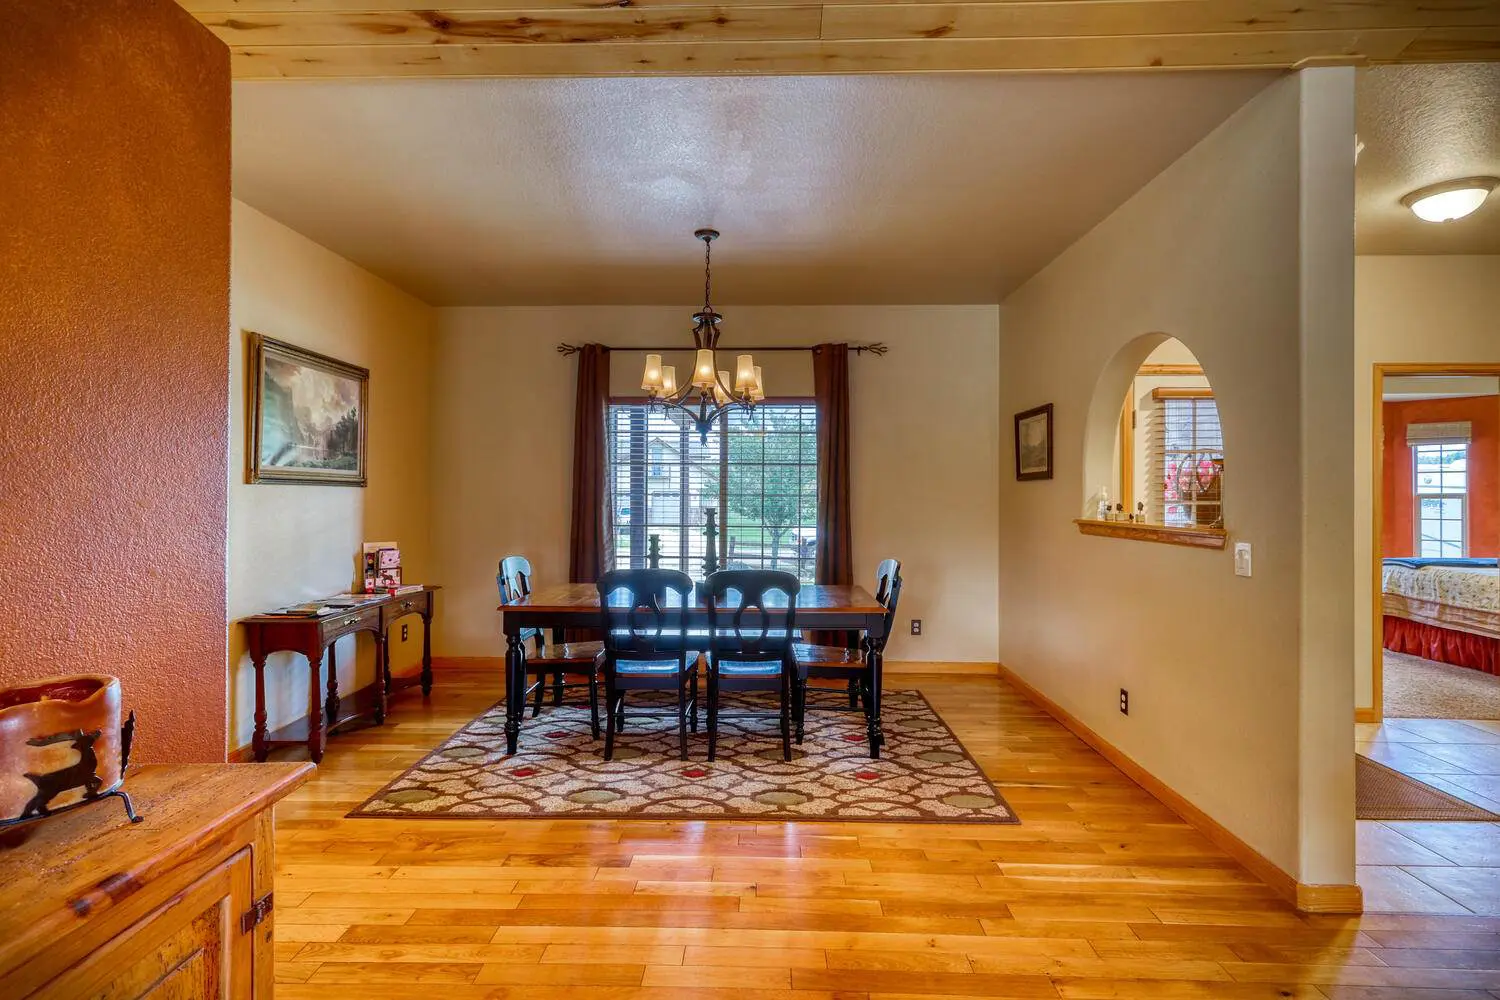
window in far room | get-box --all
[1414,440,1468,558]
[1152,390,1224,528]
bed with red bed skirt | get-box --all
[1382,559,1500,676]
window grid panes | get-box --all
[1414,441,1467,558]
[608,402,818,582]
[1157,397,1224,528]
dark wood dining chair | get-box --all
[704,570,804,763]
[597,568,699,761]
[498,555,603,738]
[793,558,902,738]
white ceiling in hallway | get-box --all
[232,72,1276,306]
[1356,63,1500,257]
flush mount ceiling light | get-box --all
[1401,177,1498,223]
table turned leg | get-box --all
[382,626,394,696]
[306,645,327,764]
[866,634,887,760]
[504,628,525,755]
[325,641,341,728]
[373,629,388,725]
[420,609,434,696]
[250,648,270,763]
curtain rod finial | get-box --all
[557,343,581,356]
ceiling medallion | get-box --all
[640,229,764,441]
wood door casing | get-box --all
[35,848,253,1000]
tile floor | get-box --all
[1356,716,1500,914]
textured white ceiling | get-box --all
[1356,63,1500,256]
[232,73,1276,305]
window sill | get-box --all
[1073,518,1227,550]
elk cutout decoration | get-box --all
[0,675,142,828]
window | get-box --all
[608,402,818,582]
[1150,389,1223,528]
[1414,441,1467,558]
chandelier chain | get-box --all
[703,236,712,311]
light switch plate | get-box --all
[1234,542,1252,578]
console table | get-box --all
[0,763,311,999]
[240,586,438,763]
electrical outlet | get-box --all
[1234,542,1253,578]
[1119,688,1129,715]
[910,619,922,636]
[401,623,409,642]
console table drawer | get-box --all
[320,605,381,641]
[383,591,430,622]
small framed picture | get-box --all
[1014,403,1054,481]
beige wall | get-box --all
[227,201,436,750]
[1353,255,1500,710]
[431,305,1000,665]
[998,71,1356,884]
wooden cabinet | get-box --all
[0,763,311,1000]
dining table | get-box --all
[497,582,890,758]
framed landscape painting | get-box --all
[248,333,368,486]
[1014,403,1053,481]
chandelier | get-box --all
[640,229,763,441]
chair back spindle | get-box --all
[873,558,903,639]
[597,569,694,662]
[498,555,534,604]
[706,570,799,663]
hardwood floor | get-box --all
[269,663,1500,998]
[1356,718,1500,915]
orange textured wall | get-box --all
[1382,396,1500,558]
[0,2,230,761]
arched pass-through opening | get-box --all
[1079,334,1228,549]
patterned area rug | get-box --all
[1356,754,1500,821]
[351,690,1017,823]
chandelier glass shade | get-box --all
[640,229,763,440]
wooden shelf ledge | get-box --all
[1074,518,1227,550]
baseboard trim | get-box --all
[1296,883,1365,913]
[227,744,257,764]
[995,662,1361,915]
[433,655,500,669]
[885,661,999,676]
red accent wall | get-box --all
[0,2,230,761]
[1382,396,1500,558]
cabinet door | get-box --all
[37,848,254,1000]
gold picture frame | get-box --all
[248,333,368,486]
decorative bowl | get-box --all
[0,674,138,827]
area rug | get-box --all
[1356,754,1500,821]
[350,690,1018,823]
[1383,649,1500,720]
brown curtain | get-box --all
[811,343,854,648]
[568,344,610,584]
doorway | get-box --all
[1356,363,1500,913]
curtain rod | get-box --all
[556,342,888,357]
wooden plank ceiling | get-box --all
[183,0,1500,79]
